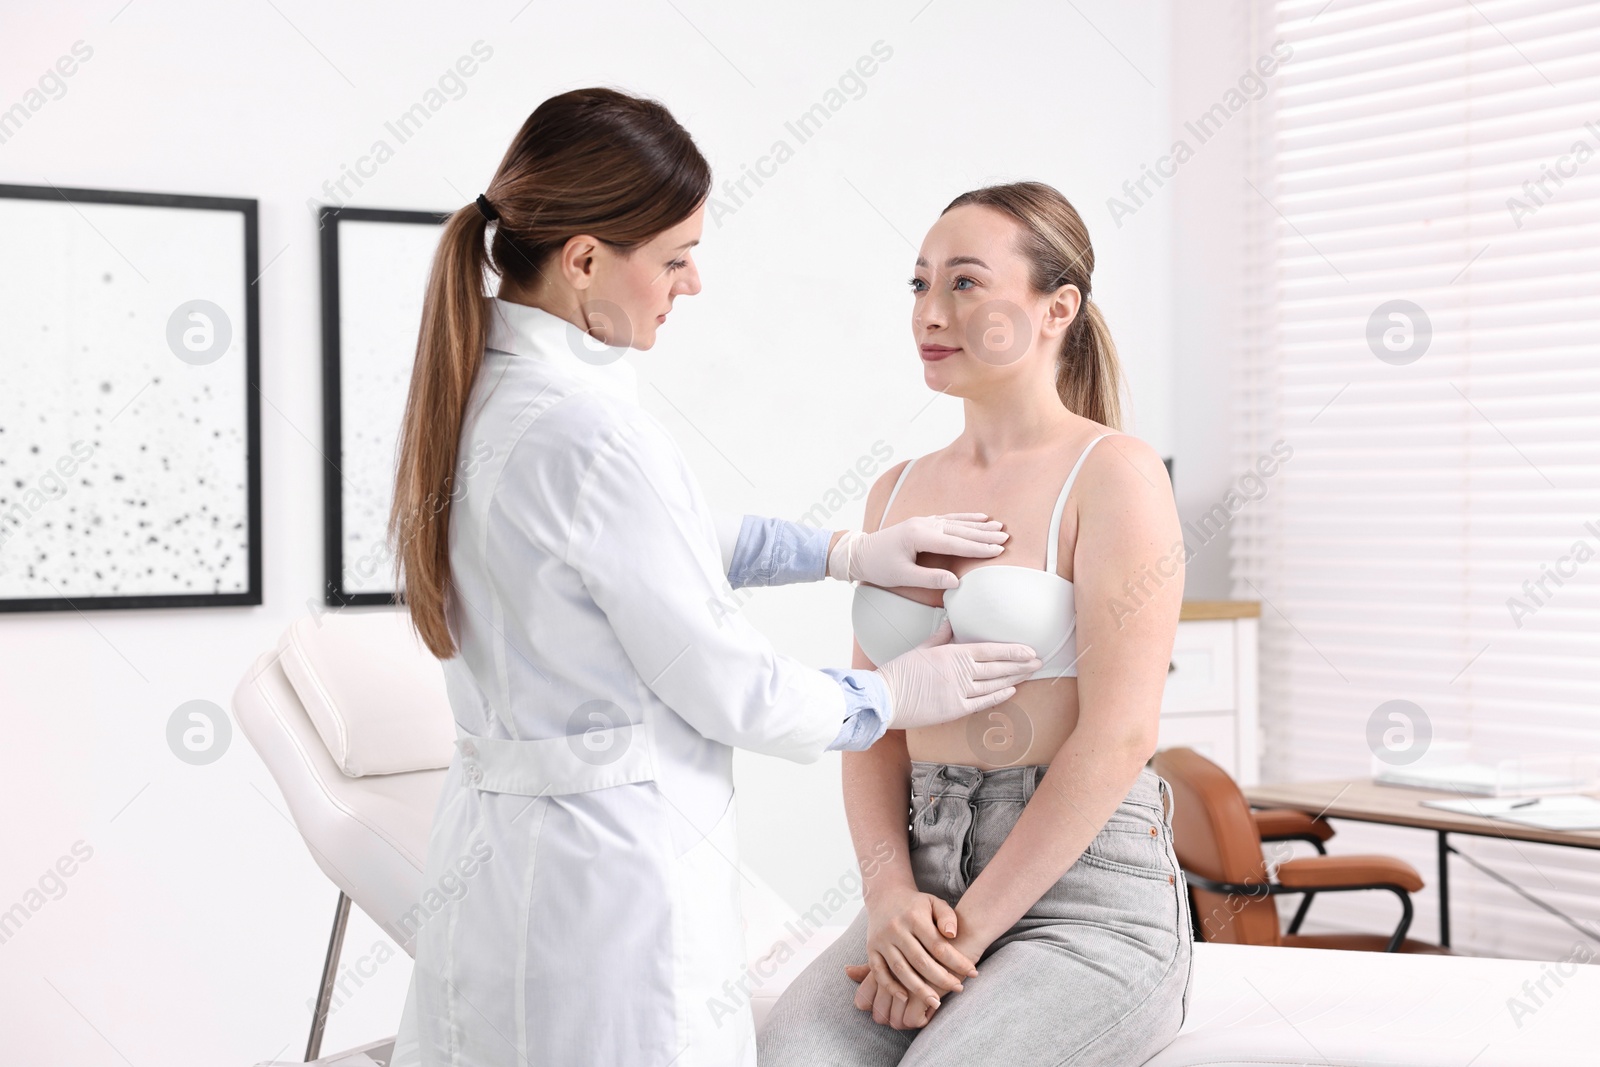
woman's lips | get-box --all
[920,344,959,361]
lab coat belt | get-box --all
[455,724,656,797]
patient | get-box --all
[757,181,1192,1066]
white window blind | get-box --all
[1236,0,1600,959]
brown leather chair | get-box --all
[1253,804,1335,935]
[1150,747,1449,954]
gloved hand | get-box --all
[876,619,1040,730]
[828,514,1008,590]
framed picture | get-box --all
[319,206,449,606]
[0,183,260,612]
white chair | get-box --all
[233,608,454,1063]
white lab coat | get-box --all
[391,298,847,1067]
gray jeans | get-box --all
[757,762,1193,1067]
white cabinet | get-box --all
[1161,619,1237,714]
[1155,604,1259,785]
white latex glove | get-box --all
[875,619,1040,731]
[827,514,1009,589]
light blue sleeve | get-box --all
[725,515,831,589]
[820,668,892,751]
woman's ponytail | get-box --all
[387,206,492,658]
[1055,294,1121,430]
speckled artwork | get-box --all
[0,188,256,609]
[330,214,444,600]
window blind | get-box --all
[1236,0,1600,959]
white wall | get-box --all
[0,1,1176,1062]
[1168,0,1254,601]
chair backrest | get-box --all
[232,609,453,957]
[1150,747,1281,947]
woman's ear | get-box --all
[559,234,601,290]
[1041,283,1082,341]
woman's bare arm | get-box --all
[952,436,1185,948]
[839,461,979,1024]
[843,459,918,904]
[843,637,916,907]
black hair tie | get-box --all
[474,193,499,222]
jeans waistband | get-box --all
[910,760,1168,815]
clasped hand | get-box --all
[842,888,990,1031]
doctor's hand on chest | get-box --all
[829,513,1011,589]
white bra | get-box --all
[850,434,1117,681]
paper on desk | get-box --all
[1494,809,1600,831]
[1421,794,1600,829]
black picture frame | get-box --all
[0,182,261,613]
[319,205,450,607]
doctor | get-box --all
[386,87,1041,1067]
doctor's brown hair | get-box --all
[390,87,711,658]
[943,182,1124,430]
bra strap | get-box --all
[878,457,919,529]
[1046,434,1116,574]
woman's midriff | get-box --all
[904,674,1078,768]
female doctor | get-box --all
[386,88,1043,1067]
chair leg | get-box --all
[1286,890,1316,934]
[1384,887,1415,953]
[306,891,353,1062]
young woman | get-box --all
[383,89,1045,1067]
[758,182,1193,1066]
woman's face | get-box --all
[909,203,1076,397]
[579,202,704,350]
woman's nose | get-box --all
[678,261,702,297]
[916,296,948,331]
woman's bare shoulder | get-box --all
[1069,431,1180,561]
[1083,432,1170,497]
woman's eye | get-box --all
[668,259,688,271]
[907,275,976,292]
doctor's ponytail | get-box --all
[941,182,1125,431]
[390,87,711,658]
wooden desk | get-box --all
[1245,778,1600,949]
